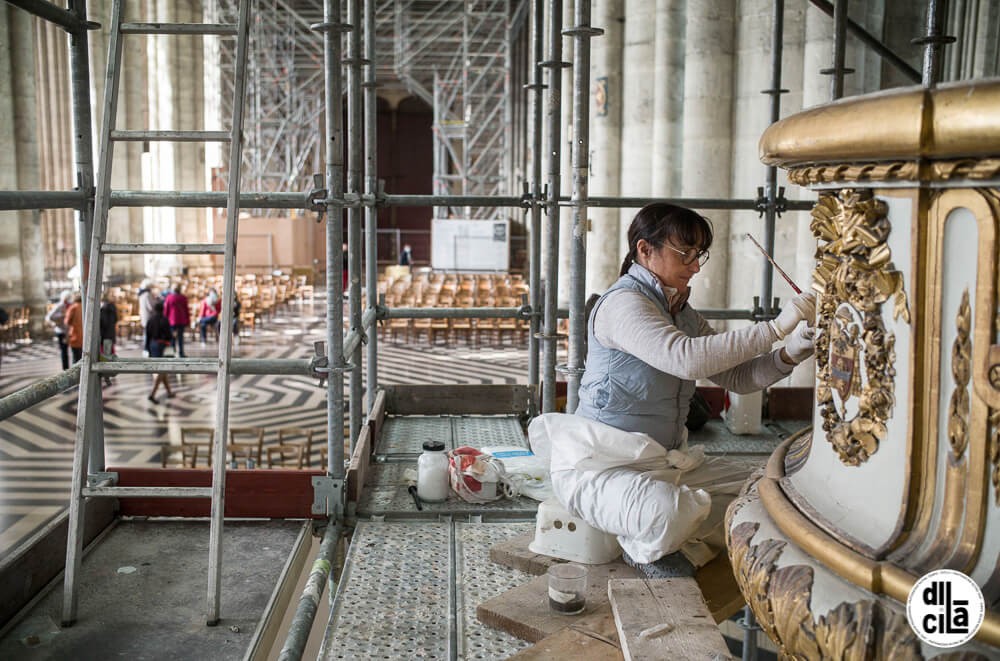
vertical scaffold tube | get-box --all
[760,0,784,314]
[347,0,363,451]
[364,0,378,412]
[830,0,848,100]
[541,0,564,413]
[321,0,346,479]
[565,0,600,412]
[527,0,544,391]
[921,0,949,88]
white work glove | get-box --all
[783,321,815,364]
[770,292,816,339]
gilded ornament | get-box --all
[727,517,925,658]
[811,190,907,465]
[948,289,972,458]
[991,408,1000,506]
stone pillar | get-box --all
[90,0,149,281]
[35,19,76,288]
[680,0,734,309]
[0,7,47,323]
[615,0,655,258]
[145,0,208,276]
[650,0,684,198]
[586,0,623,296]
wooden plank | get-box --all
[110,467,324,518]
[383,384,534,415]
[346,423,372,505]
[607,578,732,661]
[367,388,387,442]
[489,532,567,576]
[476,561,639,643]
[695,553,745,624]
[507,613,623,660]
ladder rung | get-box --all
[120,22,238,36]
[93,358,218,375]
[111,130,231,143]
[102,243,226,255]
[82,486,213,498]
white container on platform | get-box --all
[722,390,762,434]
[528,498,620,564]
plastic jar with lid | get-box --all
[417,441,450,503]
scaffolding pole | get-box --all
[759,0,787,317]
[364,0,379,413]
[563,0,600,412]
[317,0,347,480]
[540,0,565,413]
[526,0,544,390]
[347,0,365,453]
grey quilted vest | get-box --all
[574,264,700,450]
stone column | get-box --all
[586,0,623,296]
[650,0,684,198]
[616,0,655,257]
[680,0,734,309]
[0,8,47,322]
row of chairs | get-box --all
[161,426,326,469]
[0,306,31,348]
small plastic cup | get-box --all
[547,563,588,615]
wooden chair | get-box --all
[228,427,265,467]
[175,427,215,467]
[266,428,316,469]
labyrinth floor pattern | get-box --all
[0,299,531,558]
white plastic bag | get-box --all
[481,446,552,502]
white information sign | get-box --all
[431,218,510,271]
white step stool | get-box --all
[528,498,621,564]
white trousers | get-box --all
[551,453,755,566]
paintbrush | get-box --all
[745,233,802,295]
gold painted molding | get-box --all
[761,80,1000,168]
[811,190,908,465]
[949,289,973,458]
[744,432,1000,648]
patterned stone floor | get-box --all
[0,298,531,558]
[0,297,803,562]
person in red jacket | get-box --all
[162,283,190,358]
[64,292,84,364]
[196,288,221,344]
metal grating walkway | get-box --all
[362,414,538,519]
[320,521,534,659]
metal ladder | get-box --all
[62,0,252,627]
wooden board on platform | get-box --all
[506,613,623,660]
[111,467,323,518]
[368,389,387,442]
[488,521,742,624]
[489,533,567,575]
[346,423,372,505]
[695,553,745,623]
[608,578,732,661]
[476,561,639,643]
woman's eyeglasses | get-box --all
[664,244,710,266]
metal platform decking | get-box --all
[320,521,534,660]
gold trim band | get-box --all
[760,433,1000,648]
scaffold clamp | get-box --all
[312,476,344,517]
